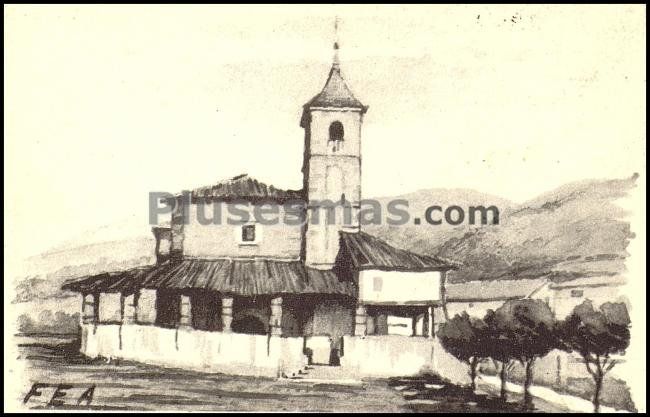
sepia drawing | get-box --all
[5,5,646,413]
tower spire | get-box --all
[333,16,340,68]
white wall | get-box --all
[550,285,625,319]
[339,335,470,385]
[359,269,442,304]
[304,109,363,268]
[183,202,302,259]
[80,324,472,383]
[81,324,306,378]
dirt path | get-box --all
[16,337,570,412]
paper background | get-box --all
[4,4,646,412]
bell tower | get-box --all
[301,20,368,269]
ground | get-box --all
[15,334,570,412]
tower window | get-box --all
[242,224,256,242]
[329,121,344,142]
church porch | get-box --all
[62,260,358,377]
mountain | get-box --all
[12,174,638,306]
[367,174,638,283]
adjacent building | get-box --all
[446,275,628,320]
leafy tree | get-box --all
[488,299,557,408]
[438,312,488,391]
[17,314,35,334]
[558,300,631,413]
[483,308,517,401]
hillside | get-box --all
[368,174,638,283]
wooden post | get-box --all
[222,296,233,332]
[354,304,367,336]
[179,295,192,328]
[270,297,283,336]
[429,306,435,338]
[376,313,388,335]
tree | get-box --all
[483,308,517,401]
[488,299,557,409]
[558,300,631,413]
[17,314,35,334]
[438,312,488,391]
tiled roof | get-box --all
[304,64,366,111]
[61,267,154,295]
[62,259,356,298]
[446,278,549,302]
[338,231,460,271]
[179,174,305,203]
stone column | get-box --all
[222,297,233,332]
[354,304,367,336]
[270,297,283,336]
[81,293,96,324]
[122,293,137,324]
[179,295,192,328]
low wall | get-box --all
[431,337,472,386]
[81,324,306,378]
[479,349,599,387]
[341,335,432,377]
[80,325,471,383]
[339,335,470,385]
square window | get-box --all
[570,289,584,298]
[373,276,383,292]
[242,224,256,242]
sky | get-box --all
[4,4,646,260]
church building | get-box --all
[62,39,461,379]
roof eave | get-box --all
[358,265,458,273]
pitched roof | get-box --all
[178,174,305,203]
[62,259,356,298]
[446,278,549,302]
[61,267,154,295]
[304,64,367,111]
[338,231,460,271]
